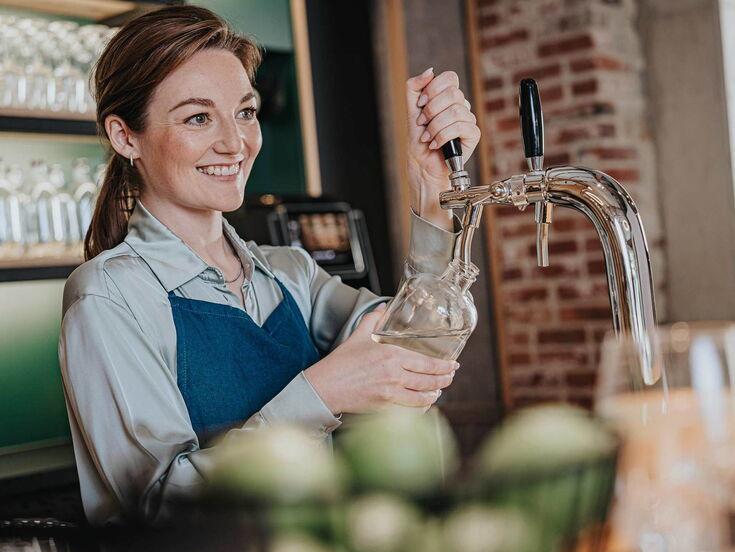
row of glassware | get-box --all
[0,158,105,260]
[0,15,119,114]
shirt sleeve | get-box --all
[306,208,460,353]
[59,294,337,526]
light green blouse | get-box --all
[58,199,458,525]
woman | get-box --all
[58,5,481,526]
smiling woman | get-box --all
[58,4,480,526]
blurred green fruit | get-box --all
[442,504,542,552]
[209,425,345,504]
[345,493,422,552]
[339,407,458,497]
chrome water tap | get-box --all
[439,79,659,383]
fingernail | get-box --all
[454,361,460,370]
[416,113,427,126]
[437,389,442,397]
[421,66,434,77]
[420,130,431,142]
[429,140,438,149]
[417,94,428,107]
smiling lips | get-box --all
[196,162,241,176]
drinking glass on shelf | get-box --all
[596,322,735,552]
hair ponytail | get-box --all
[84,153,139,260]
[83,5,261,260]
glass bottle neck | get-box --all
[440,258,479,292]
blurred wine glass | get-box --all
[596,322,735,552]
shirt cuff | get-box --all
[406,208,461,277]
[260,371,342,435]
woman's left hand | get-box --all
[406,67,481,230]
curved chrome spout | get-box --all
[544,167,658,383]
[440,165,660,383]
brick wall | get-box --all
[472,0,665,408]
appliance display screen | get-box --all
[285,212,355,267]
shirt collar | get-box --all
[124,200,274,292]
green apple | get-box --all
[339,407,458,497]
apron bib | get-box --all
[166,277,320,442]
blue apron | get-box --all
[167,278,321,442]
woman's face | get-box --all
[134,48,262,213]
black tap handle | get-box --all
[518,79,544,159]
[441,138,462,160]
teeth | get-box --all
[197,163,240,176]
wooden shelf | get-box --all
[0,254,83,270]
[1,0,138,21]
[0,108,98,136]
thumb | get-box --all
[355,303,388,336]
[406,67,434,118]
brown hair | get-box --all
[84,5,262,260]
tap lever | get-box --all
[442,138,464,174]
[519,79,544,171]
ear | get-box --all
[105,114,140,161]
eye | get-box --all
[238,107,257,121]
[186,113,209,127]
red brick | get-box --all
[557,285,581,300]
[509,287,548,301]
[509,352,531,365]
[484,98,505,112]
[538,329,586,344]
[529,239,577,257]
[502,138,521,151]
[512,64,561,83]
[570,56,625,73]
[585,238,603,252]
[538,34,594,57]
[544,152,570,166]
[483,76,504,91]
[544,350,589,364]
[537,263,581,277]
[496,206,527,218]
[572,79,598,96]
[566,370,597,388]
[606,168,640,182]
[552,217,580,232]
[546,102,615,119]
[598,124,616,137]
[509,332,530,345]
[497,115,520,132]
[568,395,594,410]
[502,268,523,280]
[501,222,536,238]
[478,13,500,28]
[587,259,607,275]
[541,85,564,103]
[480,29,529,50]
[560,306,612,321]
[581,147,637,160]
[557,127,591,143]
[477,0,499,7]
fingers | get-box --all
[417,86,466,126]
[427,121,481,151]
[420,70,460,102]
[406,67,435,118]
[391,387,442,408]
[419,105,476,145]
[401,351,458,375]
[401,369,455,392]
[354,303,389,336]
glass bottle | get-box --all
[0,161,25,259]
[71,158,98,241]
[372,258,479,361]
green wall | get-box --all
[0,280,69,449]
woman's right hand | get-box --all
[304,305,458,414]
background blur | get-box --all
[0,0,733,521]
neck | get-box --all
[139,193,231,266]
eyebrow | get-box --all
[168,92,255,113]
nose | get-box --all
[214,117,244,155]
